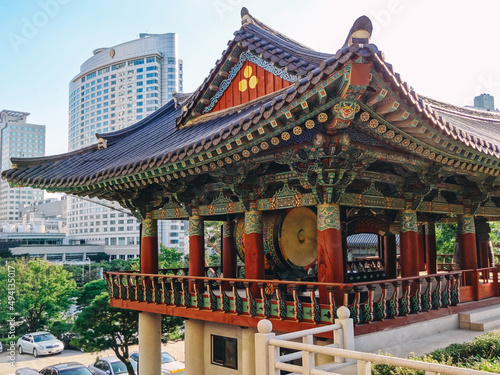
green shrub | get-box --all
[372,330,500,374]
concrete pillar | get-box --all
[244,202,264,296]
[399,209,419,277]
[425,222,437,274]
[139,212,161,375]
[242,326,256,375]
[317,203,344,303]
[255,320,275,375]
[138,312,161,375]
[185,319,204,374]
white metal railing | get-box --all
[254,306,355,375]
[255,306,495,375]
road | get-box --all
[0,341,185,375]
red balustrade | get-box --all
[105,267,498,328]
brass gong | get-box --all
[279,207,317,269]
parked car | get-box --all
[129,351,185,374]
[15,368,39,375]
[0,340,2,352]
[39,362,92,375]
[88,356,137,374]
[17,331,64,357]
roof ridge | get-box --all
[241,7,318,52]
[422,95,500,122]
[97,99,177,142]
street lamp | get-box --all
[87,257,91,281]
[82,257,91,283]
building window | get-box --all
[211,335,237,369]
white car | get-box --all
[17,331,64,357]
[129,351,185,374]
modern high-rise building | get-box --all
[473,93,495,111]
[67,33,186,256]
[68,33,182,150]
[0,110,45,222]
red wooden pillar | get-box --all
[417,224,426,271]
[425,222,437,275]
[384,233,397,279]
[317,203,344,304]
[141,212,158,274]
[222,221,236,288]
[399,209,419,277]
[476,218,491,269]
[458,214,478,285]
[244,203,264,296]
[139,212,161,375]
[189,211,205,278]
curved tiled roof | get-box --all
[176,9,332,125]
[4,10,500,193]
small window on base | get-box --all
[211,335,237,369]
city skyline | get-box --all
[2,0,500,156]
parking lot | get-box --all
[0,341,185,375]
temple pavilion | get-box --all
[4,8,500,375]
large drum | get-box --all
[234,207,317,277]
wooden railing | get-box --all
[460,267,499,302]
[103,268,500,327]
[158,265,245,278]
[437,253,455,271]
[346,258,385,282]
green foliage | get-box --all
[73,292,137,375]
[161,315,185,342]
[0,259,77,332]
[435,223,457,254]
[489,221,500,252]
[76,279,108,307]
[207,253,221,267]
[159,244,185,269]
[372,330,500,374]
[203,221,224,269]
[63,258,139,287]
[48,320,73,337]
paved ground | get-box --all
[0,341,185,375]
[0,325,491,374]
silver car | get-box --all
[17,331,64,357]
[88,356,137,375]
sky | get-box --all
[1,0,500,157]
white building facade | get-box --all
[67,33,185,255]
[0,110,45,222]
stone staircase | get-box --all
[459,305,500,331]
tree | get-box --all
[159,244,185,270]
[76,279,108,307]
[15,258,77,332]
[205,221,222,267]
[435,223,457,254]
[73,292,138,375]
